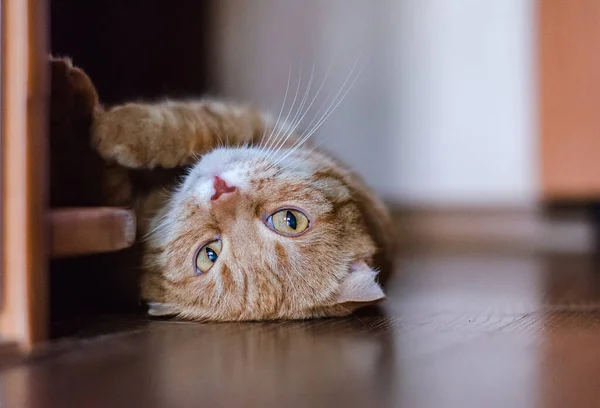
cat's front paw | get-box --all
[92,105,157,168]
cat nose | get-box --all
[211,175,236,201]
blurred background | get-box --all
[212,0,537,208]
[50,0,600,252]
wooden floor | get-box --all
[2,250,600,407]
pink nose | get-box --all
[211,176,236,201]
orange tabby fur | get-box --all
[92,98,396,321]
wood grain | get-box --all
[49,207,136,258]
[0,0,49,348]
[540,0,600,199]
[2,251,600,407]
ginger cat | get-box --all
[91,97,396,321]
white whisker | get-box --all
[289,57,344,151]
[270,59,363,169]
[143,214,175,241]
[260,65,292,155]
[301,58,362,144]
[275,58,334,155]
[267,66,350,169]
[265,60,303,162]
[286,137,330,173]
[267,60,316,162]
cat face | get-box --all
[141,146,386,321]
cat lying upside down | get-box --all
[92,99,396,321]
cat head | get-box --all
[141,146,390,321]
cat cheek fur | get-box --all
[141,163,383,321]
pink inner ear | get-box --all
[350,262,362,272]
[336,263,385,304]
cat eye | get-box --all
[266,209,310,236]
[195,240,222,274]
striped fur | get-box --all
[92,99,396,321]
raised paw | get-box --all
[92,104,182,169]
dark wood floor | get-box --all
[3,251,600,407]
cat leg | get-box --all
[91,100,271,169]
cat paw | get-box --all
[92,104,187,169]
[92,105,156,168]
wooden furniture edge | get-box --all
[49,207,137,258]
[0,0,49,350]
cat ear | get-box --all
[336,263,385,304]
[147,301,179,317]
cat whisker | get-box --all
[279,130,332,173]
[290,52,339,143]
[258,115,272,152]
[143,212,170,232]
[289,77,337,151]
[284,145,321,173]
[219,126,228,149]
[158,186,175,199]
[263,57,335,165]
[299,58,362,143]
[276,57,350,160]
[266,60,315,162]
[218,123,229,149]
[264,60,304,162]
[141,203,180,241]
[271,58,333,161]
[202,115,226,151]
[190,152,201,164]
[270,59,363,170]
[261,64,292,156]
[142,222,171,242]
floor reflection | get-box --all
[389,253,546,407]
[3,252,600,407]
[150,316,396,407]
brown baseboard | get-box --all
[390,205,593,253]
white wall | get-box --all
[213,0,538,207]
